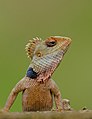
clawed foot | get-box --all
[52,99,73,112]
[0,108,9,113]
[51,108,63,112]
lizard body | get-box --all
[3,36,71,112]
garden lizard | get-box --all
[3,36,71,112]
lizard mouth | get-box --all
[61,38,72,53]
[60,37,71,49]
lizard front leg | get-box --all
[3,77,27,112]
[3,88,18,112]
[50,79,62,111]
[54,91,62,111]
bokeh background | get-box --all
[0,0,92,112]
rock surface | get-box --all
[0,111,92,119]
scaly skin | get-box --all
[3,36,71,112]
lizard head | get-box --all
[26,36,71,81]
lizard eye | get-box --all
[46,41,56,47]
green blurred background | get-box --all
[0,0,92,112]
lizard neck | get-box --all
[29,50,64,82]
[27,64,57,83]
[36,63,57,82]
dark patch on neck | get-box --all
[26,67,38,79]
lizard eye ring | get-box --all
[46,41,56,47]
[36,52,42,57]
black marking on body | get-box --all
[26,67,38,79]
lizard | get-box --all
[3,36,71,112]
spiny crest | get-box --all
[25,37,41,59]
